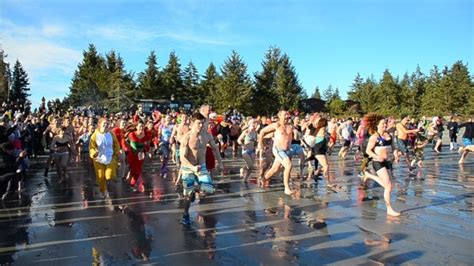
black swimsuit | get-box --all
[372,133,392,172]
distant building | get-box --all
[300,98,327,113]
[137,99,194,113]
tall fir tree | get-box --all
[200,63,221,107]
[69,44,108,107]
[333,87,341,100]
[398,73,412,116]
[182,61,200,104]
[274,54,304,111]
[214,50,253,113]
[362,76,379,113]
[161,51,183,100]
[0,50,10,102]
[376,69,401,116]
[106,51,136,112]
[421,65,444,116]
[446,61,473,115]
[10,60,30,104]
[409,66,426,116]
[137,51,162,99]
[253,46,281,115]
[312,86,321,99]
[322,85,334,102]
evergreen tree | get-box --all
[200,63,221,107]
[182,61,200,103]
[311,86,321,99]
[376,69,401,116]
[421,65,444,116]
[161,51,183,100]
[322,85,334,101]
[0,50,10,102]
[253,46,281,115]
[348,73,368,112]
[137,51,161,99]
[398,73,412,116]
[10,60,30,104]
[333,87,341,100]
[274,54,304,111]
[409,66,425,116]
[68,44,108,107]
[214,50,253,113]
[446,61,472,115]
[327,98,347,116]
[362,76,379,113]
[105,52,136,112]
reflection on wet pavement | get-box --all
[0,145,473,265]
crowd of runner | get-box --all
[0,98,473,222]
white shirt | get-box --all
[95,131,114,165]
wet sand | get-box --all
[0,143,472,265]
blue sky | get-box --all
[2,0,473,107]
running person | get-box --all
[89,118,120,199]
[363,113,401,217]
[337,118,354,159]
[458,118,474,164]
[50,126,71,184]
[258,110,296,195]
[237,119,258,181]
[447,116,459,151]
[179,113,223,225]
[396,115,419,170]
[126,122,149,193]
[157,115,174,178]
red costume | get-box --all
[126,131,149,190]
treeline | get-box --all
[345,62,473,117]
[67,44,305,115]
[2,45,471,117]
[0,50,31,107]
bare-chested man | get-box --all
[396,115,419,169]
[258,110,296,195]
[180,113,223,225]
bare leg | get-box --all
[459,148,471,164]
[280,157,293,195]
[264,160,282,180]
[435,140,442,153]
[315,155,329,181]
[367,167,400,216]
[242,153,254,181]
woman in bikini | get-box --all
[363,113,401,217]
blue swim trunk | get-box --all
[272,146,291,162]
[181,164,214,196]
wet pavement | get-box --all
[0,143,473,265]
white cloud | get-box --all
[86,24,156,42]
[1,19,81,73]
[42,24,66,37]
[4,39,81,74]
[1,19,81,105]
[84,23,231,46]
[158,32,231,46]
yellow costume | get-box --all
[89,130,120,193]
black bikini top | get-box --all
[375,133,392,147]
